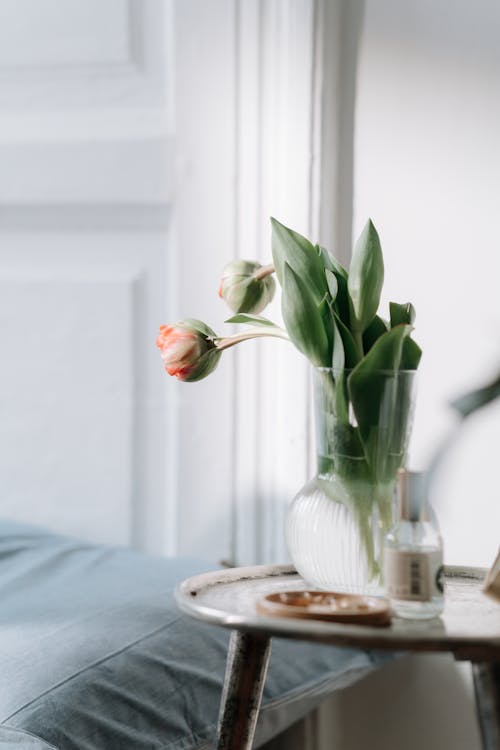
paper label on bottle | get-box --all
[384,549,444,602]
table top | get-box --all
[175,564,500,662]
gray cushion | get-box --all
[0,521,386,749]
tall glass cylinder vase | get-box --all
[286,367,417,594]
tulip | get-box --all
[157,316,289,382]
[219,260,275,314]
[156,320,221,382]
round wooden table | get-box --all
[176,564,500,750]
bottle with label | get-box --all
[384,469,444,619]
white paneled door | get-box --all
[0,0,175,553]
[0,0,323,568]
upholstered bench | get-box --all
[0,521,389,749]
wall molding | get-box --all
[233,0,318,567]
[0,0,173,210]
[0,136,172,207]
[0,204,172,233]
[0,1,172,126]
[231,0,363,569]
[0,0,139,75]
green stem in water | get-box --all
[353,328,364,361]
[318,474,394,583]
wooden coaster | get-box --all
[257,590,391,626]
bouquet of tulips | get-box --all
[157,218,421,376]
[157,218,422,484]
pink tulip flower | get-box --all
[156,320,221,382]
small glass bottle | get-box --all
[384,469,444,619]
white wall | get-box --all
[318,655,482,750]
[354,0,500,570]
[330,3,500,749]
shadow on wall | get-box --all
[316,653,481,750]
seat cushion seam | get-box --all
[1,615,185,723]
[154,663,378,750]
[1,723,60,750]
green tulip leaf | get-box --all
[334,275,351,326]
[400,336,422,370]
[331,320,352,422]
[390,301,416,328]
[271,218,327,304]
[347,324,412,477]
[331,421,366,461]
[348,219,384,333]
[316,243,351,325]
[333,311,360,369]
[362,315,388,354]
[317,245,348,279]
[225,314,277,328]
[451,372,500,418]
[349,323,412,395]
[335,372,351,424]
[325,269,338,302]
[318,295,334,358]
[331,313,345,373]
[319,255,350,327]
[281,262,330,366]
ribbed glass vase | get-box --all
[286,367,417,594]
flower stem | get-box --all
[253,264,275,281]
[215,326,289,351]
[353,329,364,361]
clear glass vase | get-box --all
[286,367,417,594]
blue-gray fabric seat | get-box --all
[0,520,387,749]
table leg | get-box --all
[215,630,272,750]
[472,662,500,750]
